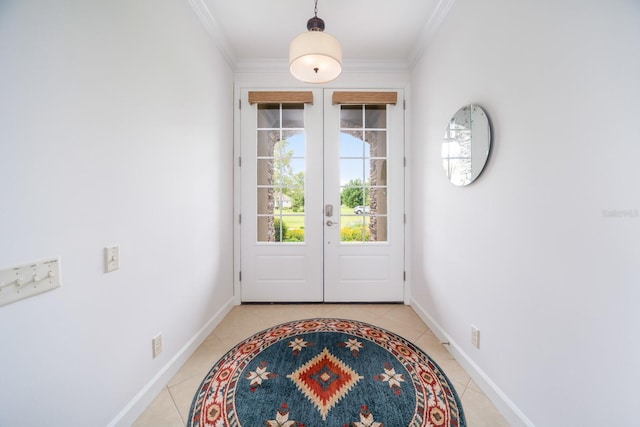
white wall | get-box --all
[410,0,640,425]
[0,1,234,425]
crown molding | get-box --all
[188,0,455,75]
[187,0,237,69]
[407,0,457,69]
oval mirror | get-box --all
[442,104,491,186]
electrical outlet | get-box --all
[152,333,163,358]
[471,325,480,348]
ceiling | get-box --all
[194,0,454,71]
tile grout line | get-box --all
[167,385,184,426]
[460,377,471,397]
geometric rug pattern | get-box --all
[188,318,466,426]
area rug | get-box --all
[188,318,465,427]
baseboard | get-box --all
[107,296,236,427]
[410,297,535,427]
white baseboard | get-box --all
[410,297,535,427]
[107,296,236,427]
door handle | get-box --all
[325,204,333,217]
[326,220,335,226]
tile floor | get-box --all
[133,304,509,426]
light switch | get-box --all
[105,246,120,273]
[0,257,61,307]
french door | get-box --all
[239,88,404,302]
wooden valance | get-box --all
[248,91,314,105]
[332,91,398,105]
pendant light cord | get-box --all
[314,0,318,17]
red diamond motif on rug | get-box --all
[287,347,364,420]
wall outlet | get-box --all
[471,325,480,348]
[152,333,163,358]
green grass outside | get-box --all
[279,205,369,231]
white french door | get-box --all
[239,88,404,302]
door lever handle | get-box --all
[326,220,335,226]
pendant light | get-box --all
[289,0,342,84]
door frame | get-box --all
[232,84,411,305]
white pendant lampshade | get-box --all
[289,0,342,84]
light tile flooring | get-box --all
[133,304,509,427]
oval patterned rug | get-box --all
[188,318,466,427]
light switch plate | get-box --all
[0,257,61,307]
[105,246,120,272]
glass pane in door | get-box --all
[339,104,388,242]
[256,104,306,243]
